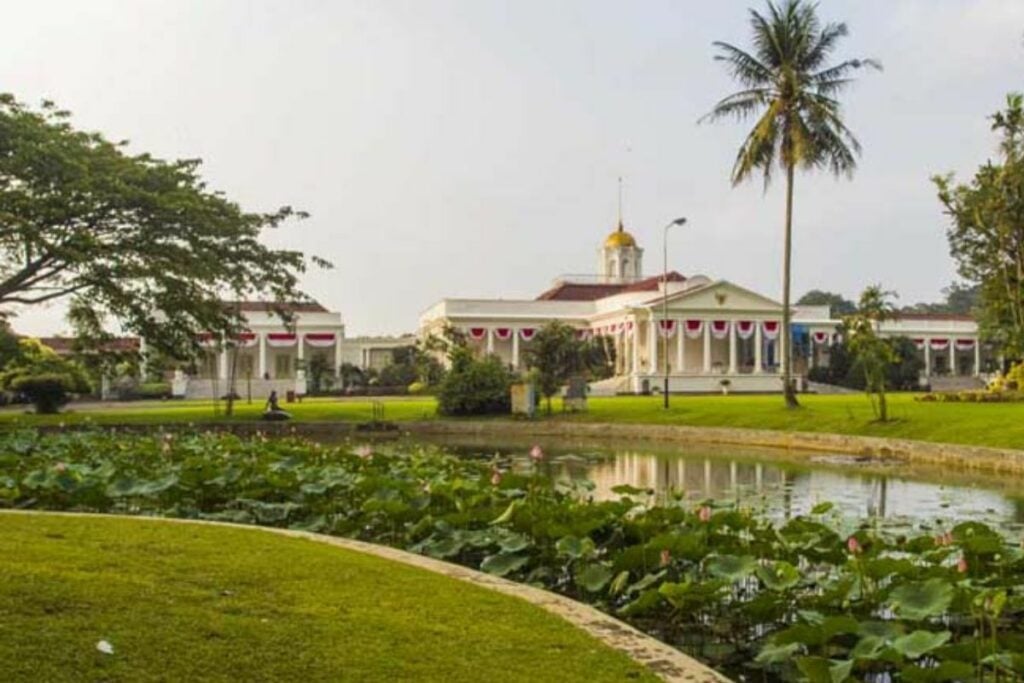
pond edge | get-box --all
[0,509,729,683]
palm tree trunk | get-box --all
[783,163,800,408]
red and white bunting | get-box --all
[234,332,257,348]
[736,321,755,340]
[519,328,537,342]
[955,339,976,351]
[929,339,950,351]
[266,333,297,348]
[576,329,592,341]
[710,320,730,340]
[812,331,830,345]
[467,327,487,341]
[684,319,704,339]
[494,328,513,341]
[912,338,925,351]
[624,321,635,338]
[657,320,677,338]
[305,333,337,348]
[197,332,218,348]
[762,321,781,341]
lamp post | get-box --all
[663,217,688,408]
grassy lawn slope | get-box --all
[0,513,655,683]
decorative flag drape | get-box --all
[467,328,487,341]
[519,328,537,342]
[266,333,297,348]
[494,328,513,341]
[684,320,704,339]
[736,321,755,340]
[955,339,976,351]
[576,329,592,341]
[233,332,257,348]
[658,320,677,338]
[624,321,635,338]
[762,321,781,341]
[912,338,925,351]
[812,331,830,345]
[710,320,730,340]
[305,333,336,348]
[929,339,950,351]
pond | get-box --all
[396,433,1024,537]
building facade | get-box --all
[420,222,988,394]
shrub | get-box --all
[407,381,429,395]
[137,382,172,399]
[436,347,513,416]
[10,374,76,413]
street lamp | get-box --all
[663,217,688,408]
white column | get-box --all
[949,341,956,374]
[258,333,267,379]
[676,322,684,374]
[974,340,981,377]
[631,324,639,375]
[334,338,342,377]
[297,337,305,363]
[219,340,229,380]
[924,339,931,376]
[808,334,816,370]
[778,321,787,376]
[649,319,658,375]
[702,320,711,374]
[754,323,763,374]
[728,321,737,375]
[486,328,494,355]
[512,331,520,370]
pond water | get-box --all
[395,433,1024,537]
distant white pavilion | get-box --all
[420,220,987,393]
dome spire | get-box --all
[617,176,624,231]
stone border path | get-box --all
[1,510,729,683]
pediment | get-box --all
[649,280,783,314]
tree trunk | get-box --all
[782,164,800,408]
[878,387,888,422]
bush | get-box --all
[436,348,513,416]
[137,382,172,399]
[10,374,76,413]
[407,381,429,395]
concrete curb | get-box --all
[1,510,729,683]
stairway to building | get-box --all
[928,376,986,392]
[587,376,631,396]
[806,381,859,395]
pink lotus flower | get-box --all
[354,445,373,459]
[529,445,544,462]
[847,536,862,555]
[698,506,712,523]
[490,470,502,486]
[957,556,968,573]
[659,549,671,567]
[54,462,67,474]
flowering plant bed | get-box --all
[2,430,1023,681]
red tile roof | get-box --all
[536,273,685,301]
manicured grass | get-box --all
[2,392,1024,451]
[0,513,655,683]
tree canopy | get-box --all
[0,94,327,359]
[935,94,1024,359]
[797,289,857,317]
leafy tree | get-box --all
[436,345,513,416]
[0,339,91,413]
[301,354,335,395]
[523,322,594,414]
[704,0,879,408]
[381,344,445,388]
[846,286,897,422]
[797,290,856,317]
[901,282,980,316]
[935,94,1024,359]
[0,94,327,360]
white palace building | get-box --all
[419,220,989,394]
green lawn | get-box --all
[0,513,655,683]
[2,392,1024,450]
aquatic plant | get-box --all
[1,430,1022,681]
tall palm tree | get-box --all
[703,0,879,408]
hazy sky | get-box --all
[3,0,1023,336]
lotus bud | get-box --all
[957,556,968,573]
[490,470,502,486]
[846,536,862,555]
[529,445,544,462]
[698,506,712,523]
[659,549,671,567]
[54,462,67,474]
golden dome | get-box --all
[604,221,638,248]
